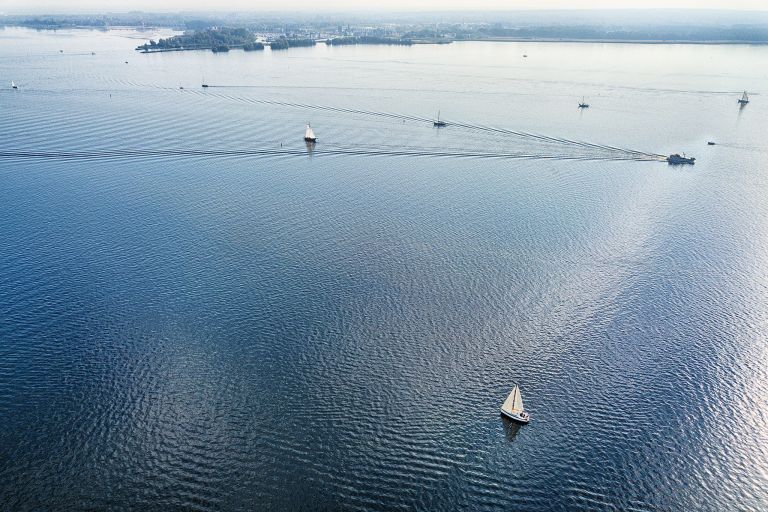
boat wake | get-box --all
[0,145,662,163]
[185,90,666,161]
[11,77,668,164]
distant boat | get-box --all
[433,110,446,127]
[578,96,589,108]
[11,81,18,89]
[523,54,528,58]
[707,141,716,146]
[667,153,695,165]
[500,384,530,424]
[304,123,317,143]
[738,91,749,104]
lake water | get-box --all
[1,27,767,510]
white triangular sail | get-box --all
[502,385,523,413]
[305,124,316,140]
[514,388,524,411]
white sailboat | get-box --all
[304,123,317,143]
[500,384,530,424]
[578,96,589,108]
[11,81,18,89]
[738,91,749,104]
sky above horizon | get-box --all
[3,0,768,13]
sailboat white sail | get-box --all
[500,384,530,423]
[304,123,317,142]
[514,388,524,411]
[11,81,18,89]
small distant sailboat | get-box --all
[11,81,18,89]
[433,110,446,128]
[738,91,749,105]
[500,384,530,424]
[304,123,317,143]
[578,96,589,108]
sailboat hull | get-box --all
[304,137,317,143]
[500,408,530,424]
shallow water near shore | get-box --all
[1,27,768,510]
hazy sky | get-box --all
[3,0,768,13]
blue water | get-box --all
[1,27,768,510]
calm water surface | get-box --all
[1,27,768,510]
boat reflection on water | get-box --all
[501,417,523,442]
[305,140,315,156]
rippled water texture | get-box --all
[1,28,768,510]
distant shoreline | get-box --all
[135,37,768,53]
[5,25,767,46]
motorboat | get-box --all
[667,154,695,165]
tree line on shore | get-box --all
[136,29,422,54]
[269,38,316,50]
[136,28,266,53]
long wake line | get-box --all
[187,89,666,160]
[85,76,668,160]
[0,146,664,163]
